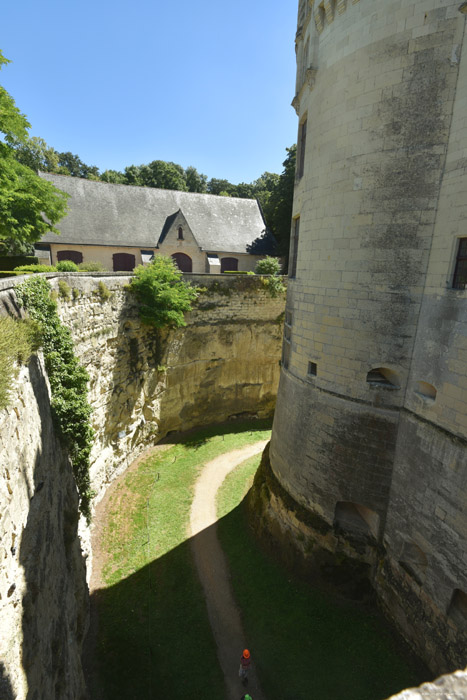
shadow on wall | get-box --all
[17,356,88,699]
[85,502,425,700]
[0,662,14,700]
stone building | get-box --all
[36,173,273,273]
[259,0,467,678]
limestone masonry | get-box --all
[0,273,284,699]
[258,0,467,688]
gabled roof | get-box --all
[39,173,271,254]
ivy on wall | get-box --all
[16,276,94,521]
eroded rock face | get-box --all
[0,273,284,699]
[0,357,88,700]
[52,274,284,500]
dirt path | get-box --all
[189,440,268,700]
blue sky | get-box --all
[1,0,298,184]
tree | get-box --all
[207,178,237,196]
[0,51,68,251]
[56,151,100,179]
[262,145,296,261]
[139,160,188,191]
[10,135,60,173]
[185,165,208,193]
[130,256,199,328]
[100,169,127,184]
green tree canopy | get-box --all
[262,145,296,261]
[185,165,208,193]
[0,51,68,252]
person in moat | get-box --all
[239,649,251,685]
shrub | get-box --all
[15,276,94,521]
[72,287,80,300]
[95,281,112,302]
[0,316,40,410]
[255,256,282,276]
[13,264,57,273]
[78,261,106,271]
[56,260,79,272]
[130,256,200,328]
[255,256,286,298]
[58,280,71,300]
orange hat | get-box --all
[243,649,250,658]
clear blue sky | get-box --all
[1,0,298,184]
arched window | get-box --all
[172,253,192,272]
[221,257,238,272]
[112,253,136,271]
[57,250,83,265]
[178,227,184,240]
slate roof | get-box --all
[39,173,270,254]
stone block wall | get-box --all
[265,0,467,682]
[0,357,88,700]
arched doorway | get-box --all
[57,250,83,265]
[221,257,238,272]
[113,252,136,271]
[172,253,192,272]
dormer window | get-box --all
[178,226,184,240]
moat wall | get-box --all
[0,272,284,699]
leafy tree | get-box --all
[207,178,237,196]
[185,165,208,193]
[100,169,127,184]
[0,51,68,250]
[139,160,188,191]
[57,151,100,179]
[262,145,296,261]
[130,256,199,328]
[123,164,144,186]
[10,135,60,173]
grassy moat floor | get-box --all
[86,420,427,700]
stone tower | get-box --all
[264,0,467,674]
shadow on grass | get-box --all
[86,495,427,700]
[86,529,226,700]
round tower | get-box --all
[266,0,467,673]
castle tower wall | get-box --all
[269,0,467,672]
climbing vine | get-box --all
[16,276,94,521]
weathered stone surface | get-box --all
[266,0,467,689]
[0,357,88,700]
[0,272,284,699]
[388,668,467,700]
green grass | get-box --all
[217,456,426,700]
[91,419,272,700]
